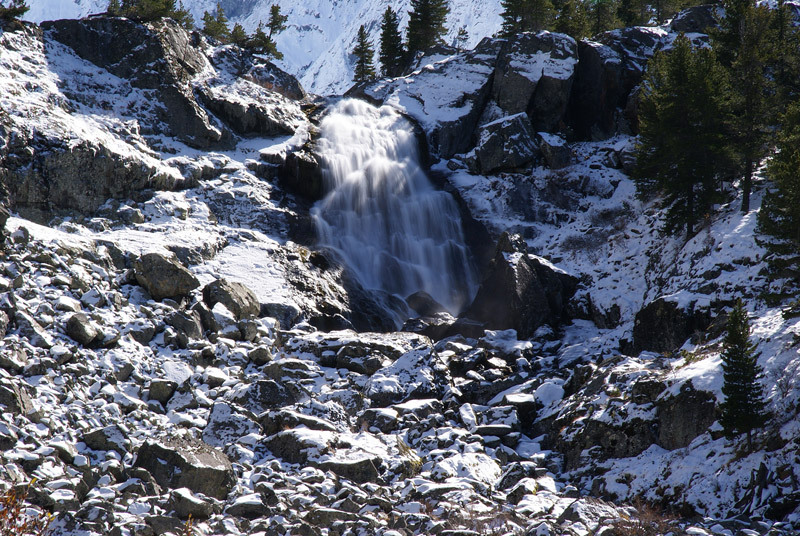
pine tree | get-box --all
[352,24,376,82]
[267,4,287,37]
[617,0,649,26]
[454,26,468,49]
[588,0,620,35]
[380,6,406,77]
[172,0,194,30]
[230,22,248,47]
[0,0,28,20]
[500,0,555,35]
[555,0,590,39]
[633,34,733,237]
[107,0,122,15]
[202,3,230,42]
[713,3,777,214]
[407,0,450,53]
[249,21,282,59]
[719,299,768,449]
[772,0,800,107]
[758,101,800,257]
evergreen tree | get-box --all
[719,299,768,449]
[230,22,248,47]
[588,0,620,35]
[130,0,176,21]
[172,0,194,30]
[617,0,649,26]
[202,3,230,41]
[454,25,468,49]
[107,0,122,15]
[407,0,450,53]
[380,6,405,77]
[714,3,776,214]
[0,0,28,20]
[500,0,555,35]
[249,21,282,59]
[633,34,733,237]
[772,0,800,106]
[267,4,287,37]
[758,101,800,257]
[555,0,590,39]
[352,24,376,82]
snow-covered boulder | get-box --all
[133,252,200,301]
[202,278,260,320]
[474,113,538,173]
[631,296,712,354]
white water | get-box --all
[312,99,477,315]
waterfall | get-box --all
[312,99,477,316]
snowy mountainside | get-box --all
[24,0,504,94]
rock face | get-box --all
[135,437,235,500]
[462,234,578,338]
[656,382,717,450]
[493,32,578,132]
[202,278,260,320]
[43,17,225,148]
[568,41,623,140]
[134,253,200,301]
[632,297,711,354]
[474,113,538,173]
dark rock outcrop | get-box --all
[43,17,227,148]
[474,113,538,173]
[135,437,235,500]
[462,233,578,339]
[568,40,623,140]
[656,382,717,450]
[631,297,712,354]
[134,252,200,301]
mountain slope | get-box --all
[24,0,503,94]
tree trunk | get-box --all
[742,158,752,213]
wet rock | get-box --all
[402,312,458,341]
[65,313,100,346]
[135,436,235,500]
[262,147,325,201]
[656,381,716,450]
[493,31,578,132]
[632,297,712,354]
[474,113,538,173]
[134,253,200,301]
[406,291,448,317]
[202,278,260,320]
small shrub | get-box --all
[0,483,53,536]
[610,500,682,536]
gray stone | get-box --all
[364,346,450,407]
[149,379,178,404]
[317,456,382,484]
[631,297,711,354]
[305,508,358,526]
[83,425,129,455]
[406,291,448,317]
[259,409,338,436]
[248,346,272,366]
[14,310,54,349]
[164,310,204,340]
[230,379,298,415]
[169,487,215,520]
[0,382,38,420]
[202,278,260,320]
[356,408,399,433]
[474,113,538,174]
[537,132,572,169]
[201,402,261,448]
[670,5,718,33]
[134,253,199,301]
[65,313,100,346]
[135,437,235,500]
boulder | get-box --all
[229,379,298,415]
[406,291,448,317]
[202,278,260,320]
[201,402,262,449]
[135,437,235,500]
[631,297,712,354]
[43,17,227,149]
[259,409,338,436]
[656,382,716,450]
[0,382,38,419]
[134,252,199,301]
[598,27,667,104]
[209,46,306,101]
[316,456,381,484]
[14,310,53,349]
[83,425,130,456]
[65,313,100,346]
[148,379,178,404]
[474,113,538,173]
[537,132,572,169]
[164,310,204,340]
[364,346,450,407]
[462,233,578,339]
[261,146,325,201]
[169,488,215,520]
[493,32,578,132]
[670,5,719,33]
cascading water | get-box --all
[312,99,477,316]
